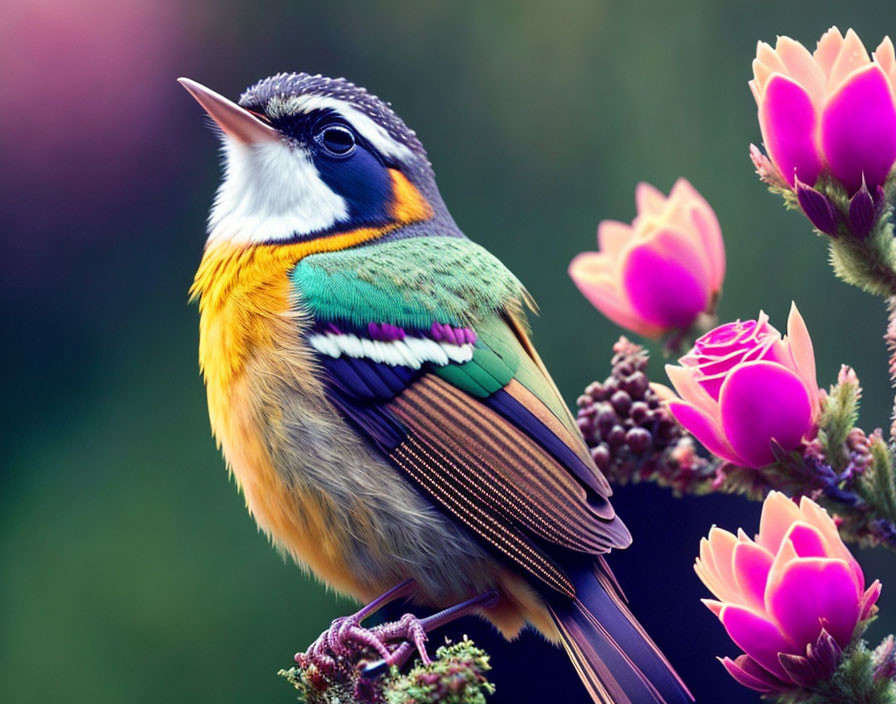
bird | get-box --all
[180,72,691,704]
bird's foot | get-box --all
[361,589,500,677]
[372,612,433,665]
[297,585,499,680]
[299,579,418,672]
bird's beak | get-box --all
[178,77,279,144]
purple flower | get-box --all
[750,28,896,194]
[569,179,725,339]
[696,492,881,693]
[662,304,820,468]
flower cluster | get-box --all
[569,24,896,703]
[576,337,681,474]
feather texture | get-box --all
[548,562,692,704]
[294,239,631,592]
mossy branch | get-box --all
[280,637,493,704]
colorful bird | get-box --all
[181,73,691,704]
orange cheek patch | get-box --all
[389,169,433,224]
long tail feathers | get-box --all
[547,561,692,704]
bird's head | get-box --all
[180,73,448,246]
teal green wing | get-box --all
[292,237,629,596]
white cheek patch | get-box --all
[208,137,349,244]
[267,94,414,162]
[308,332,474,369]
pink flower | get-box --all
[696,492,881,693]
[663,304,820,468]
[751,27,896,193]
[569,179,725,338]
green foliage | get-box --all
[855,437,896,526]
[766,180,800,211]
[385,639,495,704]
[817,370,862,471]
[771,173,896,297]
[775,642,896,704]
[828,216,896,298]
[817,176,896,297]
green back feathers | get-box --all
[293,233,570,423]
[435,316,521,397]
[291,236,527,330]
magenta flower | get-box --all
[696,492,881,693]
[751,27,896,193]
[569,179,725,338]
[663,304,820,468]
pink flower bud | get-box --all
[696,492,881,693]
[663,304,820,468]
[569,179,725,338]
[751,28,896,193]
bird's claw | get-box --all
[301,615,398,673]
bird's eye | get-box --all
[316,124,356,157]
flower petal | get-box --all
[786,302,820,416]
[706,526,740,595]
[702,598,724,617]
[664,364,719,418]
[665,178,725,294]
[775,35,826,107]
[874,36,896,91]
[782,522,828,558]
[569,253,665,337]
[814,27,845,79]
[619,227,710,329]
[596,220,632,260]
[760,74,823,187]
[757,41,788,76]
[827,28,871,93]
[719,604,795,680]
[757,491,802,553]
[635,181,667,216]
[822,63,896,192]
[697,536,741,601]
[667,400,746,465]
[688,201,725,294]
[719,361,813,468]
[862,580,882,620]
[732,540,775,612]
[721,655,789,693]
[766,557,861,649]
[797,497,857,576]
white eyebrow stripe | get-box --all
[267,94,414,161]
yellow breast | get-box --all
[191,236,382,594]
[190,169,434,596]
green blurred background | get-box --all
[4,1,896,702]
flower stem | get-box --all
[886,297,896,441]
[828,214,896,297]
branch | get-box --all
[280,635,494,704]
